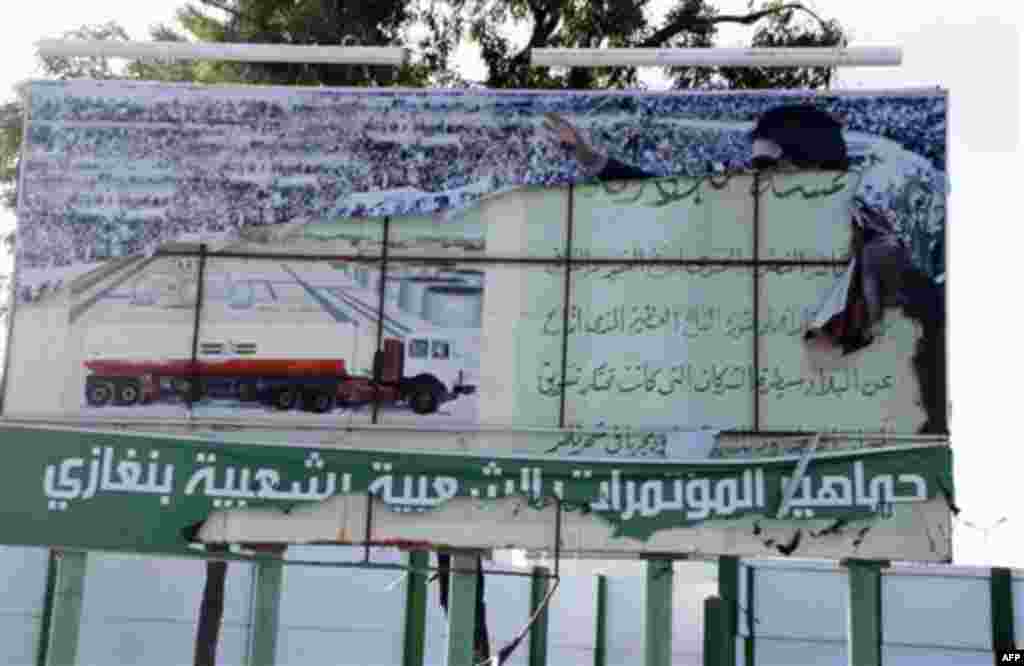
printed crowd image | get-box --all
[4,81,948,455]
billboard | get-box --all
[0,81,950,560]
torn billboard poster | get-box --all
[5,81,947,445]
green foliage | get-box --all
[714,1,847,90]
[37,21,133,80]
[171,0,432,86]
[465,0,847,89]
[161,0,848,90]
[0,101,20,212]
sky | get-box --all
[0,1,1021,570]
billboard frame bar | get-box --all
[553,497,564,579]
[558,186,576,429]
[187,245,209,409]
[752,172,762,430]
[364,489,375,564]
[370,217,392,426]
[0,417,947,442]
[151,248,848,268]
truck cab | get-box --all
[372,330,478,415]
[403,331,478,399]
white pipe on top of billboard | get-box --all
[35,39,409,66]
[531,47,903,68]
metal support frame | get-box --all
[155,246,846,267]
[248,557,284,666]
[842,559,889,666]
[145,166,847,441]
[403,551,429,666]
[41,550,88,666]
[194,549,561,580]
[644,558,674,666]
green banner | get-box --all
[1,425,952,556]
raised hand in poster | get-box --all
[542,112,653,181]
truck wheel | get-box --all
[173,378,204,402]
[272,387,298,411]
[302,388,336,414]
[238,382,258,402]
[114,380,141,406]
[408,379,442,415]
[85,379,115,407]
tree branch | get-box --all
[507,0,561,73]
[641,3,828,48]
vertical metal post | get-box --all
[371,216,391,425]
[703,596,730,666]
[195,559,228,666]
[843,559,888,666]
[528,566,551,666]
[558,185,575,429]
[446,552,479,666]
[42,550,88,666]
[751,171,762,429]
[593,575,607,666]
[991,567,1015,664]
[187,244,208,411]
[402,551,429,666]
[717,557,739,666]
[743,565,755,666]
[248,558,283,666]
[35,551,60,666]
[644,559,673,666]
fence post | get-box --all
[717,557,739,666]
[446,552,479,666]
[843,559,889,666]
[528,566,550,666]
[991,567,1015,664]
[644,559,674,666]
[703,596,731,666]
[744,565,755,666]
[249,558,283,666]
[403,551,429,666]
[42,550,88,666]
[594,575,607,666]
